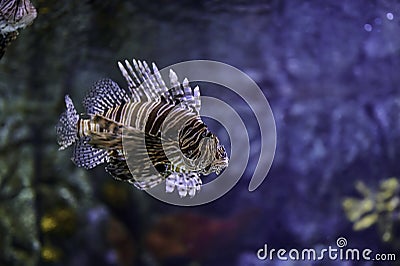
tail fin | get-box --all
[56,95,79,150]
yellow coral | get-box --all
[343,177,400,247]
[353,213,378,231]
[40,216,57,233]
[40,208,77,234]
[41,245,61,262]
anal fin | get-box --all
[72,137,107,169]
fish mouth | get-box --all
[214,158,229,168]
[207,158,229,175]
[203,159,229,175]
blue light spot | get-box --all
[364,23,372,32]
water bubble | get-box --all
[386,12,394,20]
[364,23,372,32]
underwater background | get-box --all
[1,0,400,265]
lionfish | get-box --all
[0,0,37,59]
[56,59,229,198]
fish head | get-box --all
[199,132,229,175]
[212,143,229,174]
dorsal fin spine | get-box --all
[152,62,170,101]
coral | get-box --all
[343,178,400,245]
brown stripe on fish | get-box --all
[145,101,175,136]
[93,114,123,134]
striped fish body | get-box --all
[78,97,210,173]
[56,59,229,198]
